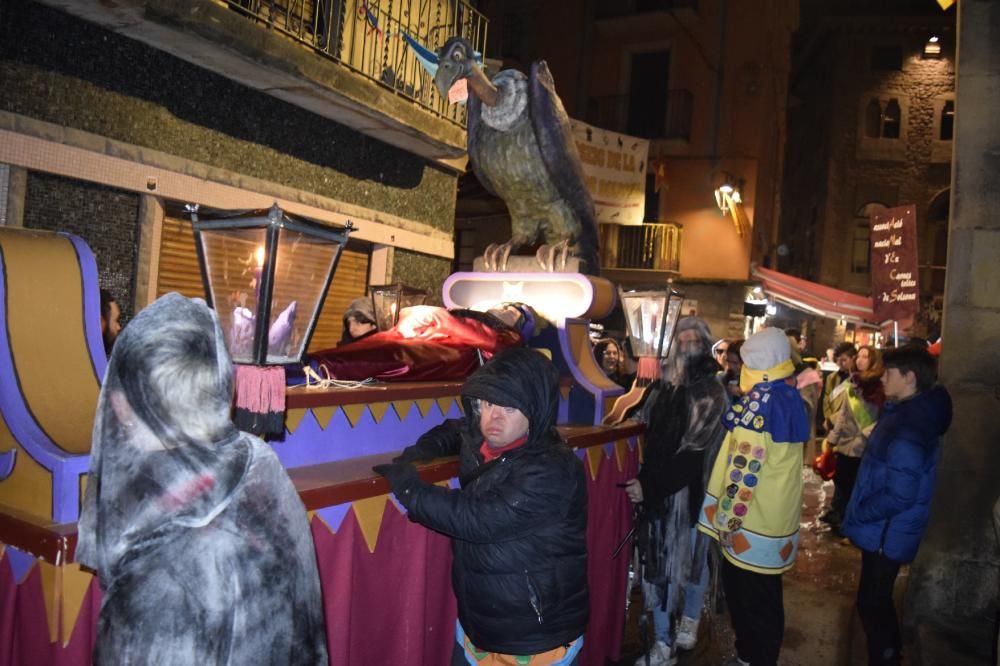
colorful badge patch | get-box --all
[721,498,732,511]
[726,483,739,498]
[752,446,766,460]
[743,474,759,487]
[738,441,752,454]
[733,503,748,517]
[733,404,744,413]
[727,517,743,531]
[730,470,743,483]
[733,455,747,469]
[753,415,765,429]
[749,401,760,412]
[738,488,753,501]
[748,460,762,473]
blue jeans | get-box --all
[651,527,710,645]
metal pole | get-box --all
[893,321,899,347]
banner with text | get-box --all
[870,204,919,322]
[570,120,650,226]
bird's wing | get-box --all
[465,93,500,198]
[528,61,600,274]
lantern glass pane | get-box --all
[268,228,342,363]
[369,284,428,330]
[197,226,268,363]
[621,290,683,358]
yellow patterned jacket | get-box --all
[697,363,811,574]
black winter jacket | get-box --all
[396,349,589,655]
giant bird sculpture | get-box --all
[433,37,600,275]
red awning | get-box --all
[752,266,875,322]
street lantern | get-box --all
[190,203,353,434]
[618,285,685,381]
[369,283,428,331]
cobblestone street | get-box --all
[619,468,871,666]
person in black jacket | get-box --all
[374,347,589,665]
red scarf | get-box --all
[479,435,529,463]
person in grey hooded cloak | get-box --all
[76,293,328,665]
[624,317,729,666]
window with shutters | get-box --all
[156,209,370,353]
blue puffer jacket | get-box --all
[841,384,952,562]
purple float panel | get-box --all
[0,231,101,523]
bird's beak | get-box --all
[433,61,462,99]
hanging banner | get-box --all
[569,120,650,226]
[870,204,919,322]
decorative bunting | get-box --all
[311,406,337,430]
[59,564,92,645]
[284,408,308,434]
[367,401,393,424]
[38,561,59,642]
[340,404,368,428]
[435,398,455,418]
[585,446,604,482]
[352,495,388,553]
[315,503,352,533]
[414,398,436,418]
[559,385,572,401]
[391,399,415,421]
[615,439,630,472]
[4,544,36,584]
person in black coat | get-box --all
[374,348,589,664]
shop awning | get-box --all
[752,266,875,322]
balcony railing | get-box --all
[600,222,681,272]
[586,90,693,141]
[222,0,488,127]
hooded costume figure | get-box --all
[629,317,728,662]
[374,348,589,662]
[697,326,810,666]
[76,293,327,666]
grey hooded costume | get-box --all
[76,293,327,665]
[634,317,728,621]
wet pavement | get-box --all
[617,468,874,665]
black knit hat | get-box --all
[461,348,560,442]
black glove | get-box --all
[392,447,428,464]
[372,463,421,504]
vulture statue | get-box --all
[433,37,600,275]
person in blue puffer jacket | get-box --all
[841,344,952,666]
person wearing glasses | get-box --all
[374,348,589,665]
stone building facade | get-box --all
[780,3,955,348]
[1,0,470,340]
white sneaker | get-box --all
[674,615,700,650]
[634,640,677,666]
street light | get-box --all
[190,203,354,434]
[618,285,685,382]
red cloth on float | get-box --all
[312,306,523,381]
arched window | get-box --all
[883,100,901,139]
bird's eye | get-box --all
[452,50,465,61]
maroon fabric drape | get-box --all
[579,446,639,665]
[0,552,100,666]
[312,503,457,665]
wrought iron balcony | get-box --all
[586,90,693,141]
[222,0,488,127]
[600,222,681,272]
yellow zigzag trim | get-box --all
[285,408,307,433]
[39,561,94,645]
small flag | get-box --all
[936,0,954,9]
